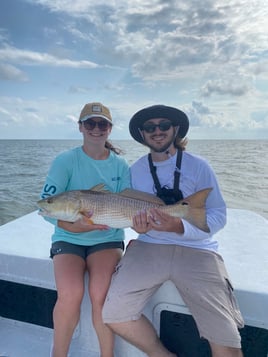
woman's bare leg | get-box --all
[52,254,85,357]
[87,248,122,357]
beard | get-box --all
[144,136,174,153]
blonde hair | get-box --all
[174,137,188,151]
[105,140,124,155]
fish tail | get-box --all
[181,188,212,233]
[184,206,210,233]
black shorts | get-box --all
[50,240,124,260]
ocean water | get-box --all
[0,139,267,226]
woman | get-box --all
[40,102,130,357]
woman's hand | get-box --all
[148,208,184,234]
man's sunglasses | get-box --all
[82,119,111,131]
[142,121,173,134]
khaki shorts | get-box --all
[103,240,244,348]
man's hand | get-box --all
[132,210,152,233]
[148,208,184,234]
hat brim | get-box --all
[129,105,189,143]
[80,114,113,124]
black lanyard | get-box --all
[148,150,183,200]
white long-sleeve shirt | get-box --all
[131,150,226,252]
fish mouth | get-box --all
[37,208,49,216]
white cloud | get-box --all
[0,0,267,139]
[21,0,268,82]
[0,63,28,81]
[0,46,100,68]
[200,79,251,97]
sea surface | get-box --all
[0,139,267,226]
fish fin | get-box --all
[90,183,110,193]
[79,210,94,224]
[181,188,212,208]
[184,207,210,233]
[119,188,165,205]
[85,217,94,225]
[180,188,212,233]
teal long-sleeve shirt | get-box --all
[40,146,130,246]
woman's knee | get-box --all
[57,286,84,308]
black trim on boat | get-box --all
[0,279,57,328]
[160,310,268,357]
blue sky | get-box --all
[0,0,267,140]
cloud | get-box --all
[68,85,91,94]
[0,46,101,68]
[0,106,10,117]
[200,79,251,97]
[192,101,211,115]
[21,1,268,83]
[0,0,267,139]
[186,101,217,127]
[0,63,28,81]
[0,94,83,139]
[0,28,9,42]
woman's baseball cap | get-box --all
[79,102,112,124]
[129,104,189,143]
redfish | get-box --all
[37,184,212,232]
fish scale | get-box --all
[81,193,164,227]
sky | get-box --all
[0,0,268,140]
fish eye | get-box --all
[47,197,54,204]
[182,202,188,205]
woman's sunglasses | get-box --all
[82,119,111,131]
[142,121,173,134]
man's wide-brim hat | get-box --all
[129,104,189,143]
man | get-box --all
[102,105,244,357]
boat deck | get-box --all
[0,209,268,356]
[0,318,53,357]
